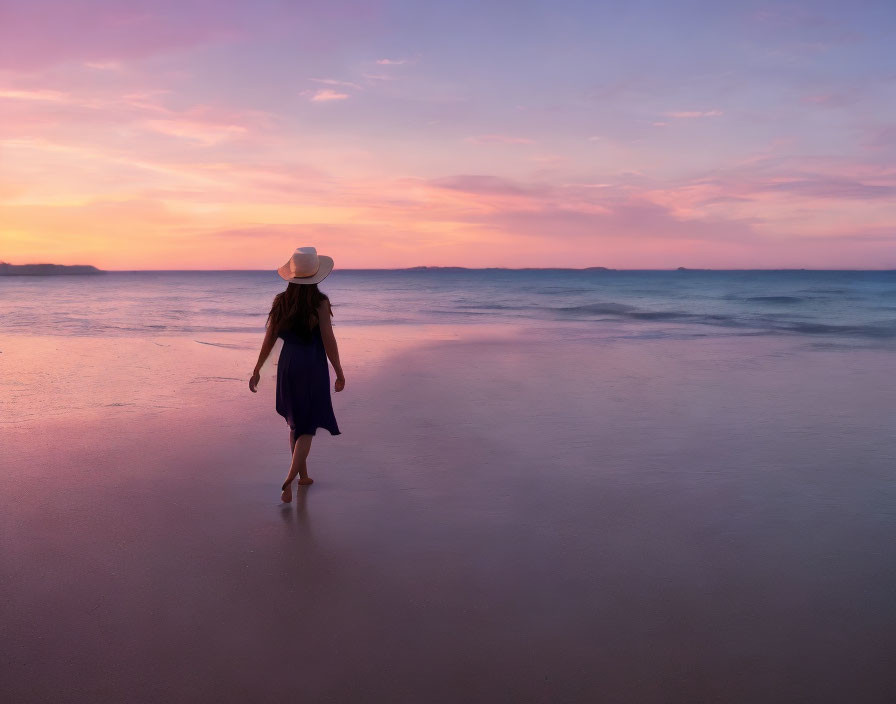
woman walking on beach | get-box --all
[249,247,345,502]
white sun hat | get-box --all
[277,246,334,285]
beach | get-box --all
[3,314,896,702]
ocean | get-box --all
[2,269,896,342]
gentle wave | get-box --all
[547,300,896,338]
[741,296,805,304]
[2,269,895,343]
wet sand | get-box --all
[3,326,896,702]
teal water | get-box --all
[2,269,896,342]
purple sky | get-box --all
[1,0,895,268]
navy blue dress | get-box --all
[275,323,341,438]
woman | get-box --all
[249,247,345,502]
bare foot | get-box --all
[281,481,293,503]
[297,477,314,486]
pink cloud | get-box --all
[0,84,275,147]
[418,169,896,265]
[686,159,896,204]
[84,60,124,70]
[310,78,361,89]
[422,173,756,244]
[0,89,71,103]
[308,89,350,102]
[473,200,759,245]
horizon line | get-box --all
[102,266,896,272]
[3,263,896,273]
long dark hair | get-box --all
[266,283,331,339]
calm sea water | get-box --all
[1,269,896,343]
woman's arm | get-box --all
[249,324,277,392]
[318,300,345,392]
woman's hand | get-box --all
[249,370,260,393]
[334,374,345,392]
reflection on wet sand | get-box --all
[280,487,313,537]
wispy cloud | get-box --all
[362,73,397,82]
[0,83,275,153]
[464,135,535,145]
[664,110,723,118]
[142,119,248,145]
[427,174,549,197]
[307,89,350,103]
[759,176,896,200]
[0,89,70,103]
[311,78,361,90]
[84,61,123,71]
[377,58,407,65]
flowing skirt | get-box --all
[275,326,340,437]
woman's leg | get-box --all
[282,431,297,501]
[294,434,314,484]
[281,433,314,500]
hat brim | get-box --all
[277,255,334,285]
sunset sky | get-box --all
[1,0,895,269]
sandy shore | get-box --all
[3,326,896,702]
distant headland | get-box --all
[0,262,105,276]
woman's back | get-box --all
[277,321,321,346]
